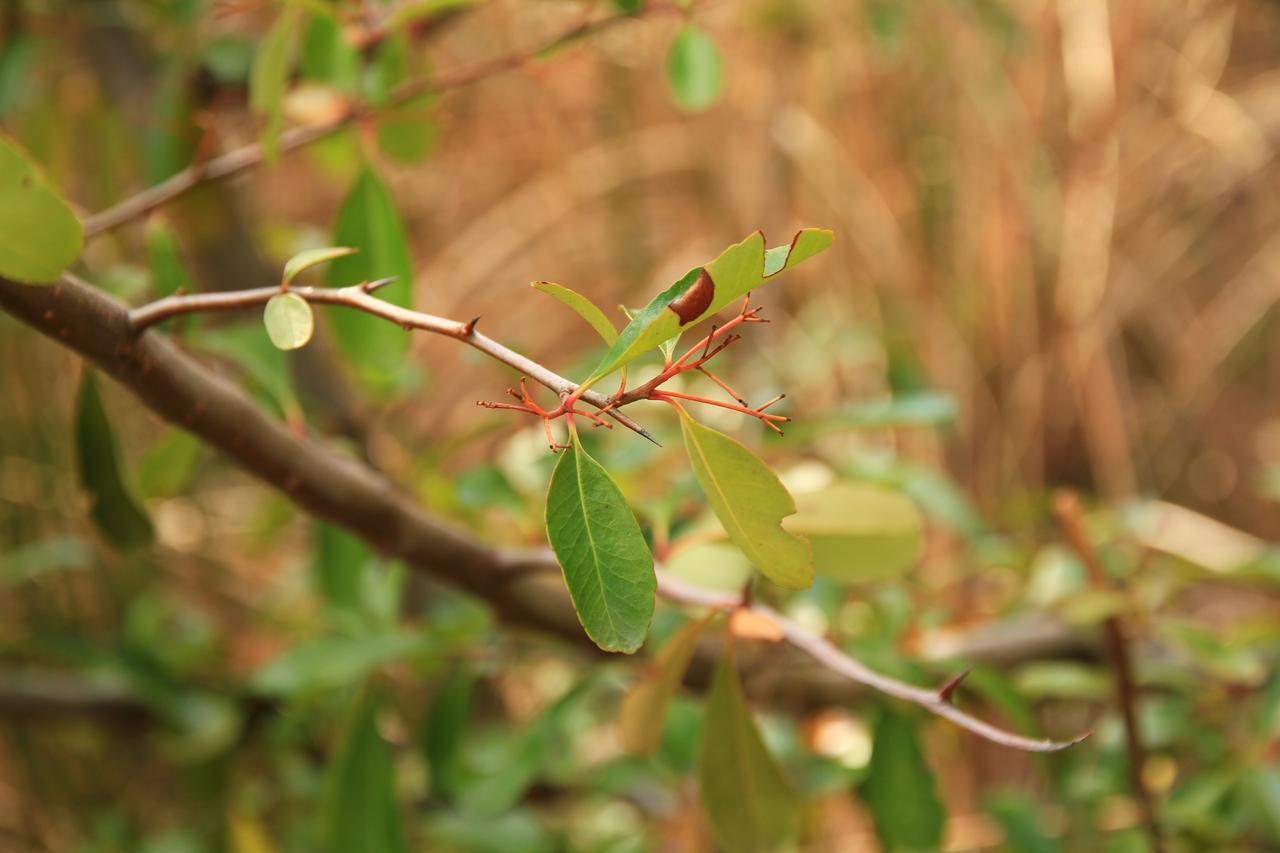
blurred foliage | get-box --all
[2,0,1280,850]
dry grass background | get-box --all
[258,0,1280,536]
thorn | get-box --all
[463,315,481,336]
[364,276,398,293]
[937,668,972,704]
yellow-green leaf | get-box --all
[263,292,314,351]
[532,281,618,343]
[586,229,832,385]
[699,651,800,852]
[544,434,655,653]
[0,132,83,283]
[618,616,710,754]
[678,410,812,589]
[785,482,923,583]
[281,246,357,286]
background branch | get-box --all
[1054,491,1163,847]
[80,8,661,237]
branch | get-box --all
[80,8,661,237]
[0,273,1087,751]
[655,572,1090,753]
[1054,491,1163,845]
[128,281,657,444]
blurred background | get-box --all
[3,0,1280,849]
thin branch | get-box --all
[1053,490,1163,846]
[129,282,657,444]
[655,571,1090,753]
[80,8,661,237]
[0,271,1089,752]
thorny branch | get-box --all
[129,280,657,443]
[117,272,1088,752]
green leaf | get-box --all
[328,167,414,375]
[191,323,301,420]
[75,371,154,549]
[422,670,473,801]
[136,428,204,499]
[532,281,619,343]
[426,811,551,853]
[145,216,191,297]
[586,229,832,385]
[2,535,92,585]
[985,792,1060,853]
[861,708,945,852]
[314,523,373,610]
[378,94,439,164]
[282,246,357,286]
[677,409,812,589]
[249,6,300,162]
[785,483,922,583]
[699,652,799,853]
[455,674,602,818]
[666,25,723,112]
[618,616,710,754]
[263,292,315,350]
[544,435,655,653]
[324,692,407,853]
[0,132,83,283]
[143,61,199,184]
[385,0,478,32]
[300,11,358,93]
[365,33,411,107]
[252,632,429,696]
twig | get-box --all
[655,570,1090,752]
[129,282,657,444]
[1053,490,1163,848]
[80,8,662,237]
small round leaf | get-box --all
[263,292,314,351]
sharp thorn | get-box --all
[463,315,481,335]
[364,276,398,293]
[937,668,973,704]
[637,426,661,446]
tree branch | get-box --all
[80,8,662,237]
[0,272,1088,751]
